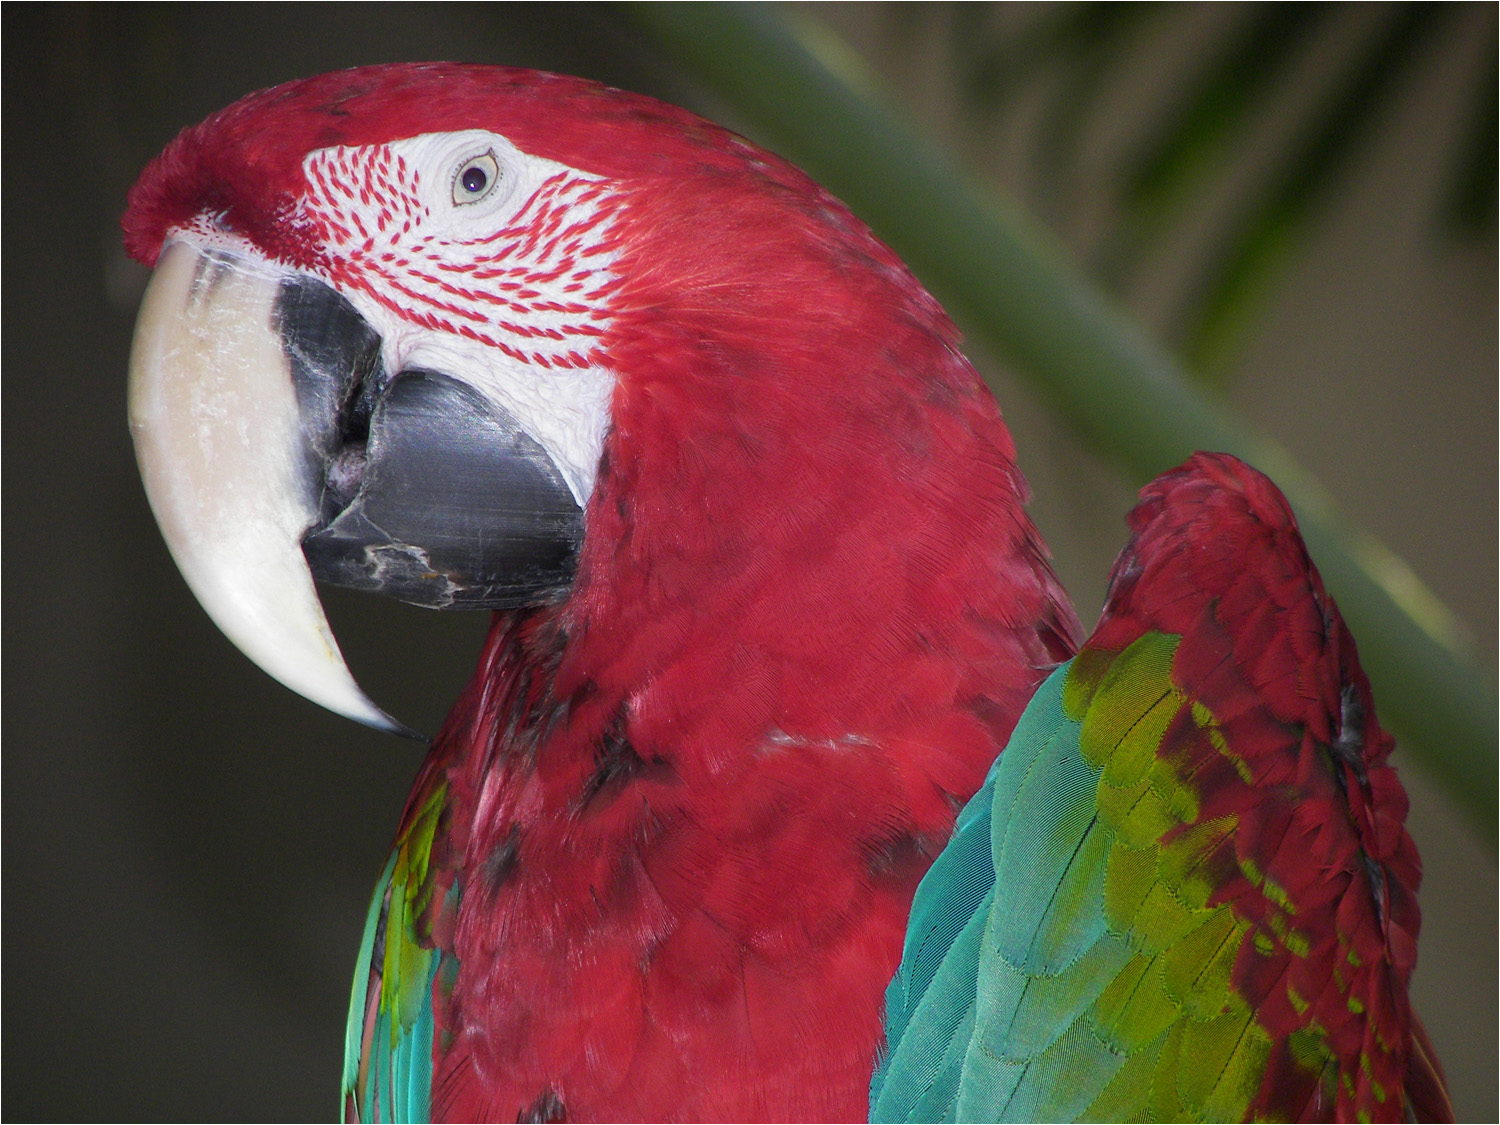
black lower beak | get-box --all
[277,278,584,610]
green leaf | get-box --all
[1097,4,1335,288]
[1176,3,1451,370]
[1031,4,1158,218]
[1442,11,1499,234]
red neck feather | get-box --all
[417,165,1080,1117]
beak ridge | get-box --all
[128,240,411,735]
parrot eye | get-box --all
[452,153,500,205]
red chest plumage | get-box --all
[407,263,1080,1116]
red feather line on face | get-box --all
[123,63,795,269]
[1092,452,1433,1121]
[298,145,623,370]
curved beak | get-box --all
[128,238,586,735]
[128,240,410,733]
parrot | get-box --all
[119,63,1449,1122]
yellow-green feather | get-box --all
[873,634,1336,1122]
[342,784,448,1123]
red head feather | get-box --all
[124,63,827,270]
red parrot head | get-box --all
[125,63,1067,743]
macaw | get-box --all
[121,64,1448,1122]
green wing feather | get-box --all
[342,783,451,1124]
[874,454,1440,1123]
[872,747,1000,1120]
[875,640,1285,1121]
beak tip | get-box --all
[131,239,427,742]
[367,708,427,742]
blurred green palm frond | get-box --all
[625,2,1497,838]
[937,2,1497,375]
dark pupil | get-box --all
[461,166,488,194]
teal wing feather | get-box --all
[954,660,1131,1122]
[873,660,1121,1122]
[874,644,1298,1122]
[871,750,1001,1121]
[342,781,452,1123]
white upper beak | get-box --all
[128,239,406,733]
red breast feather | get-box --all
[433,111,1081,1120]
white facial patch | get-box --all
[294,130,624,504]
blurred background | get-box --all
[5,3,1494,1118]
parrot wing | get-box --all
[343,757,456,1124]
[871,452,1451,1123]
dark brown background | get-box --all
[5,5,1494,1119]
